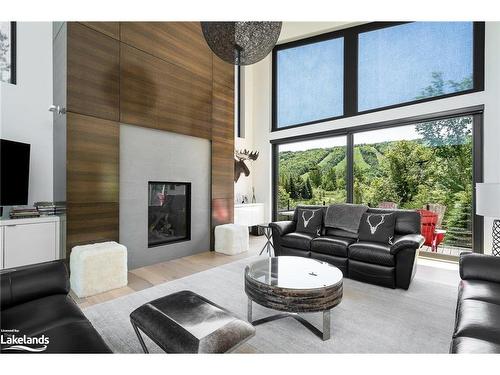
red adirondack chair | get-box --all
[417,209,446,252]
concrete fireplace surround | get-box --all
[120,124,211,269]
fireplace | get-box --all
[148,181,191,247]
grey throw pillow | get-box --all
[358,212,395,244]
[296,208,323,235]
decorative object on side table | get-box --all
[245,256,343,341]
[476,183,500,256]
[200,22,282,66]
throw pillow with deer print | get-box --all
[358,212,396,244]
[296,208,324,236]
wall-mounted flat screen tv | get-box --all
[1,139,31,206]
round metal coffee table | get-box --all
[244,256,343,341]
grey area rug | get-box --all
[83,256,459,353]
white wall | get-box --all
[244,21,500,254]
[235,65,260,203]
[278,22,362,43]
[0,22,53,206]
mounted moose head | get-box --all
[234,149,259,183]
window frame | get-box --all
[272,22,485,132]
[236,65,244,138]
[271,105,484,254]
[1,21,16,85]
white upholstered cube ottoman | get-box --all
[70,241,128,298]
[214,224,249,255]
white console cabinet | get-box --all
[0,216,61,269]
[234,203,265,227]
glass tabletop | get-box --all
[246,256,343,290]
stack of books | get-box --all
[9,207,40,219]
[34,201,56,216]
[54,202,66,215]
[34,201,67,216]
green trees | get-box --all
[285,175,313,201]
[277,186,291,210]
[309,167,322,188]
[321,168,337,191]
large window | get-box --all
[358,22,474,111]
[272,108,484,255]
[276,38,344,128]
[353,116,474,256]
[272,22,484,131]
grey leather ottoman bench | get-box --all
[129,290,256,353]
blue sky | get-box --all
[358,22,473,111]
[277,37,344,127]
[277,22,473,128]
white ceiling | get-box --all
[278,21,366,44]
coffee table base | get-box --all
[247,299,331,341]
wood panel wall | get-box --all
[64,22,234,256]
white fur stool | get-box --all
[214,224,249,255]
[70,241,128,298]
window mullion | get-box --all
[343,30,358,117]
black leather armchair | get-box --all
[270,206,424,289]
[1,260,111,353]
[450,253,500,353]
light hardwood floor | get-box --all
[71,234,457,308]
[71,235,268,308]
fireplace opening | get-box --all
[148,181,191,247]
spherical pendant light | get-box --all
[201,22,282,66]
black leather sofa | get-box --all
[0,260,111,353]
[270,205,424,289]
[450,253,500,353]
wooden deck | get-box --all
[420,244,471,258]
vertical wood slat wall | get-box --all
[65,22,234,256]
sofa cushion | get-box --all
[358,212,396,244]
[348,259,395,288]
[325,227,358,240]
[1,294,88,336]
[280,246,311,258]
[458,280,500,306]
[453,299,500,345]
[451,336,500,354]
[281,232,315,251]
[292,205,327,222]
[367,208,420,235]
[349,241,395,266]
[295,208,323,235]
[311,236,354,257]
